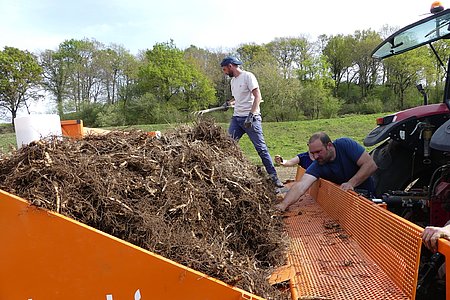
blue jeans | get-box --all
[228,115,277,176]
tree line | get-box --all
[1,26,449,126]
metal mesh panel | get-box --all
[315,180,422,298]
[285,172,422,299]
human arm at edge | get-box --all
[275,155,300,167]
[250,88,261,114]
[421,223,450,252]
[275,173,317,211]
[341,152,378,191]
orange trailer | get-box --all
[2,122,450,299]
[2,166,450,299]
[0,189,263,300]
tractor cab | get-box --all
[364,4,450,229]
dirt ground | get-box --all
[275,166,298,183]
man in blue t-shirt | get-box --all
[275,132,378,212]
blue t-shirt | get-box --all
[297,152,313,169]
[305,138,374,193]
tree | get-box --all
[251,54,302,122]
[184,46,227,104]
[39,48,72,116]
[298,56,336,119]
[384,47,428,109]
[352,30,382,99]
[237,44,269,70]
[136,41,216,114]
[49,39,106,112]
[96,44,138,105]
[0,47,42,124]
[266,37,313,80]
[323,34,354,97]
[40,39,140,119]
[424,40,450,104]
[300,81,327,119]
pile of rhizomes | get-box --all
[0,119,289,299]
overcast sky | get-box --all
[0,0,438,55]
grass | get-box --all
[0,113,386,163]
[236,113,385,164]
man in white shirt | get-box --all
[221,56,283,188]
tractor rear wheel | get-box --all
[371,140,435,196]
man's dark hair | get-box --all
[308,132,331,147]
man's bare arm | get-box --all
[275,173,317,211]
[274,155,300,167]
[341,152,378,191]
[251,88,261,114]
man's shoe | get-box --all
[270,175,284,188]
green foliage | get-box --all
[97,103,127,127]
[64,102,104,127]
[322,34,354,97]
[184,46,226,103]
[351,30,383,98]
[0,47,42,122]
[39,49,71,116]
[39,38,139,118]
[266,37,313,80]
[299,80,336,119]
[359,97,384,114]
[237,44,271,70]
[136,41,216,112]
[124,93,159,124]
[384,47,430,109]
[7,25,449,125]
[321,96,342,118]
[250,58,304,122]
[122,93,186,124]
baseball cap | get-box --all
[220,56,243,67]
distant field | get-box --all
[0,113,385,162]
[0,124,15,153]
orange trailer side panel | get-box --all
[61,120,84,138]
[438,238,450,300]
[0,189,263,300]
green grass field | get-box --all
[243,113,384,163]
[0,113,385,163]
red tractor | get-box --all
[365,8,450,298]
[364,7,450,228]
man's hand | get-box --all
[421,226,450,252]
[244,113,254,128]
[274,155,284,166]
[340,182,354,191]
[221,101,229,111]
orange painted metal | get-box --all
[60,119,84,138]
[287,167,423,299]
[0,189,263,300]
[285,195,413,299]
[438,238,450,300]
[295,166,306,181]
[3,161,448,300]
